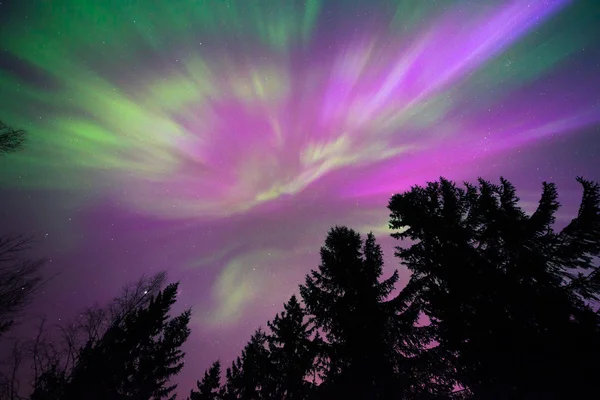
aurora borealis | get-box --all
[1,0,599,394]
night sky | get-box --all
[1,0,599,395]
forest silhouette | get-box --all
[1,122,600,399]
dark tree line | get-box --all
[4,273,191,400]
[188,176,600,400]
[388,177,600,399]
[1,123,599,399]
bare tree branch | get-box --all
[0,339,27,400]
[0,121,26,155]
[0,271,168,399]
[108,271,167,325]
[0,235,47,337]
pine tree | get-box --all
[388,177,600,399]
[190,360,222,400]
[299,226,418,399]
[32,283,191,400]
[221,357,242,400]
[220,329,273,400]
[266,295,315,400]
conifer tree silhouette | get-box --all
[299,227,423,399]
[30,283,191,400]
[190,360,222,400]
[221,329,273,400]
[266,295,316,400]
[221,356,242,400]
[388,177,600,399]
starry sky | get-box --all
[1,0,599,394]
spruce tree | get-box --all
[32,283,191,400]
[221,357,242,400]
[190,360,222,400]
[299,227,418,399]
[220,329,273,400]
[388,177,600,399]
[266,295,315,400]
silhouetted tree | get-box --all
[300,227,427,399]
[221,329,273,400]
[0,123,45,339]
[266,295,316,400]
[0,235,45,338]
[221,357,242,400]
[29,364,66,400]
[23,271,168,394]
[0,120,26,155]
[190,360,222,400]
[0,118,44,397]
[388,177,600,399]
[30,282,191,400]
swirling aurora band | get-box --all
[0,0,599,392]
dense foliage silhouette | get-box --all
[265,295,316,399]
[0,176,598,400]
[30,282,191,400]
[388,177,600,399]
[301,227,445,399]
